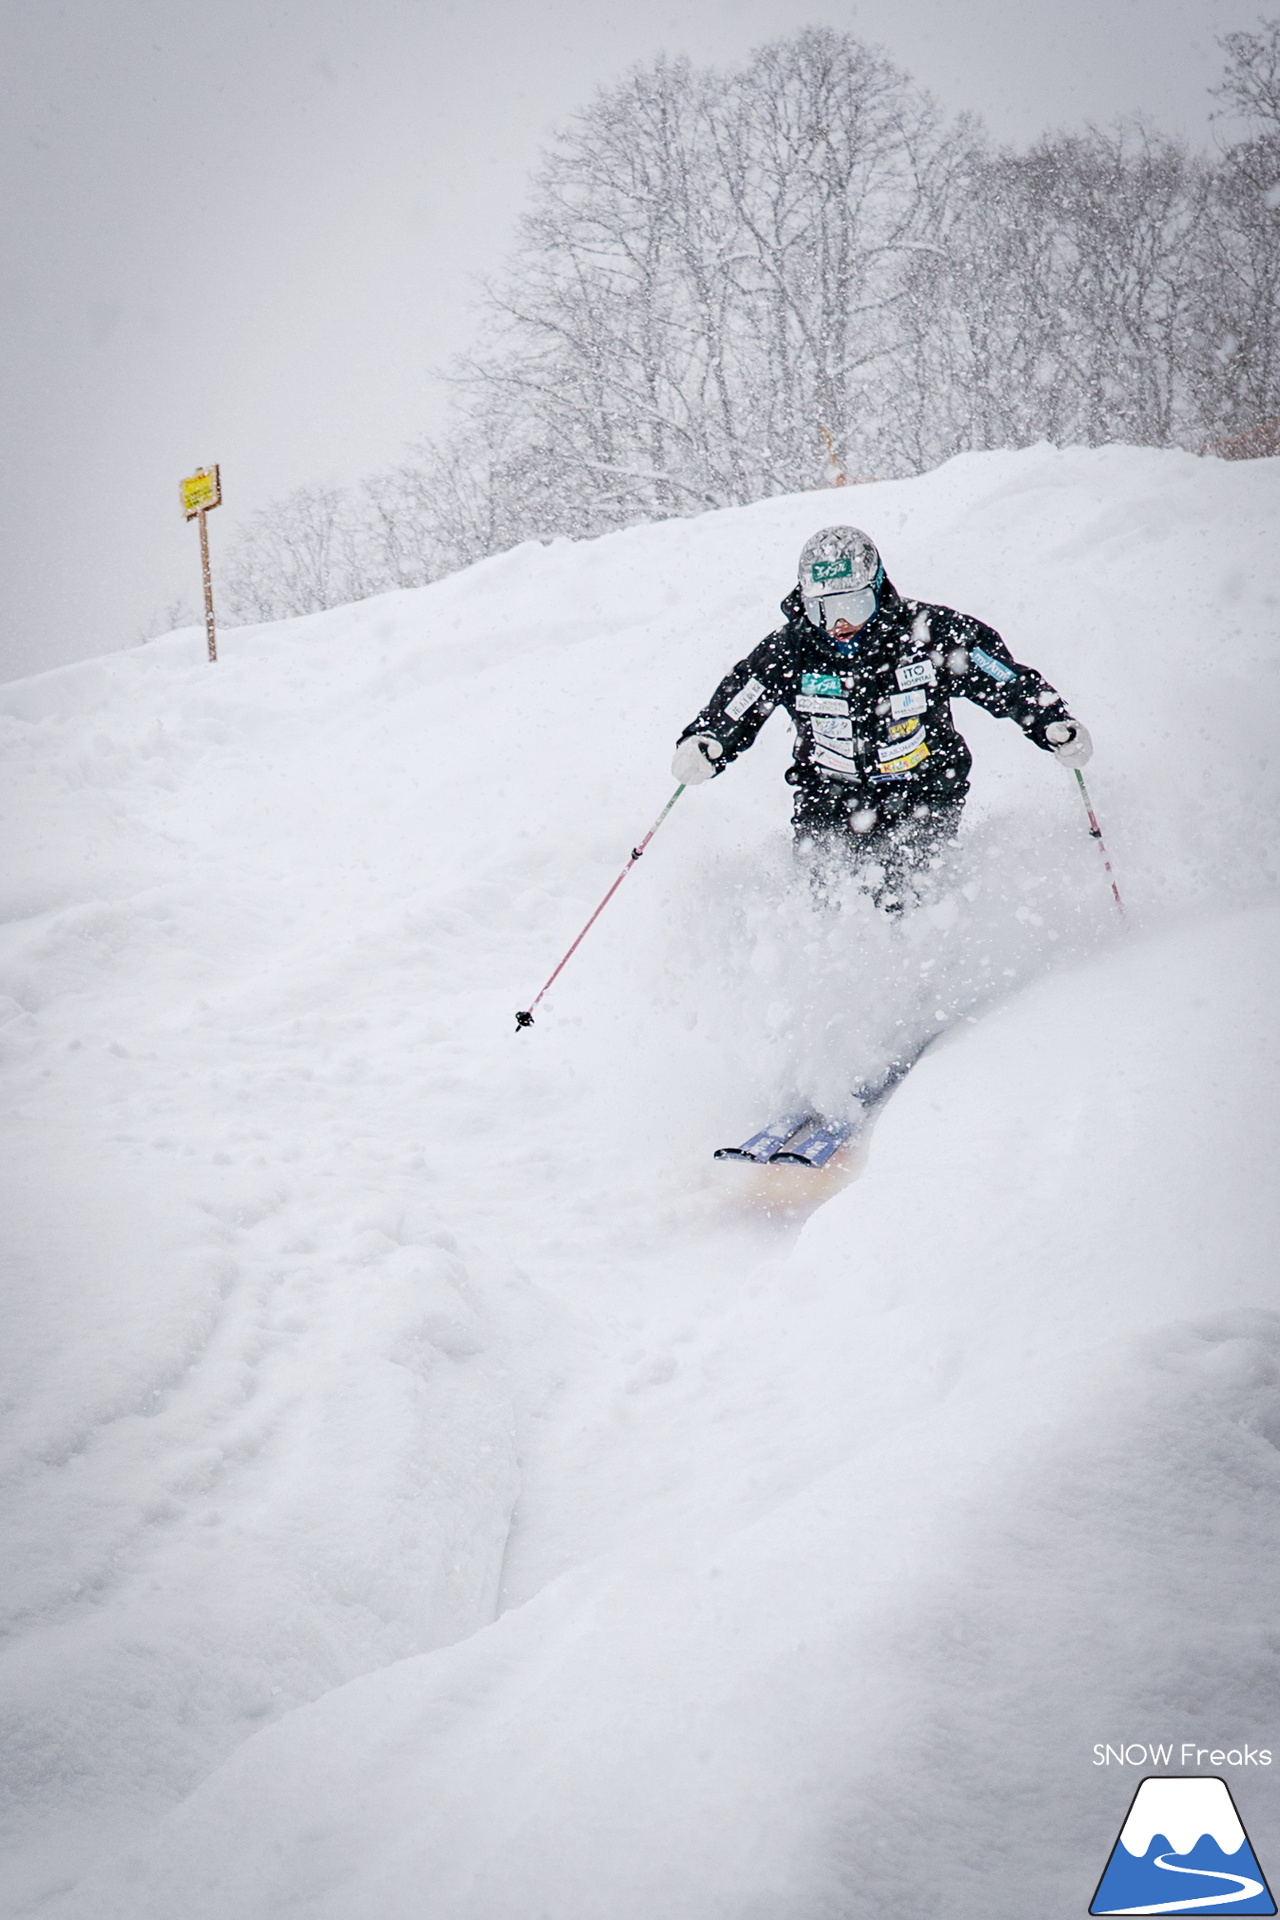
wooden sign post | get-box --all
[180,466,222,662]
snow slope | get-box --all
[1,445,1278,1917]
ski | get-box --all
[714,1109,858,1168]
[768,1116,857,1168]
[714,1046,930,1169]
[713,1111,813,1164]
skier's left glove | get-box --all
[1045,719,1092,769]
[672,734,724,784]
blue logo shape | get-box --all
[1091,1777,1276,1915]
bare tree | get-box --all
[1217,17,1280,128]
[1187,20,1280,440]
[707,31,974,482]
[461,55,739,527]
[894,142,1076,461]
[223,485,377,624]
[452,31,968,541]
[901,125,1207,456]
[1024,124,1202,448]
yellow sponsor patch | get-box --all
[888,717,922,741]
[877,740,930,775]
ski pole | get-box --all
[1073,767,1125,919]
[515,785,686,1030]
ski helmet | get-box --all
[798,527,883,634]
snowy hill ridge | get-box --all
[1,445,1279,1919]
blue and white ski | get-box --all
[714,1110,858,1169]
[713,1111,814,1164]
[767,1115,859,1168]
[714,1049,927,1169]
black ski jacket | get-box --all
[678,578,1074,817]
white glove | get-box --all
[672,734,724,785]
[1045,719,1092,769]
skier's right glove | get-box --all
[1045,719,1093,769]
[672,734,724,785]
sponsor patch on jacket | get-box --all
[810,557,853,583]
[890,689,928,720]
[813,716,854,750]
[971,646,1016,684]
[887,716,922,742]
[896,659,936,690]
[813,746,860,778]
[801,671,843,697]
[879,728,925,760]
[724,676,765,723]
[795,694,849,716]
[872,740,930,777]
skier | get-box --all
[673,526,1092,907]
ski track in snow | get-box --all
[1,445,1278,1918]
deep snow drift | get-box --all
[1,445,1278,1918]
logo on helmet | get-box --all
[810,557,854,583]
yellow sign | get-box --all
[180,466,221,519]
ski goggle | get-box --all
[804,583,879,633]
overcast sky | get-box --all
[0,0,1254,680]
